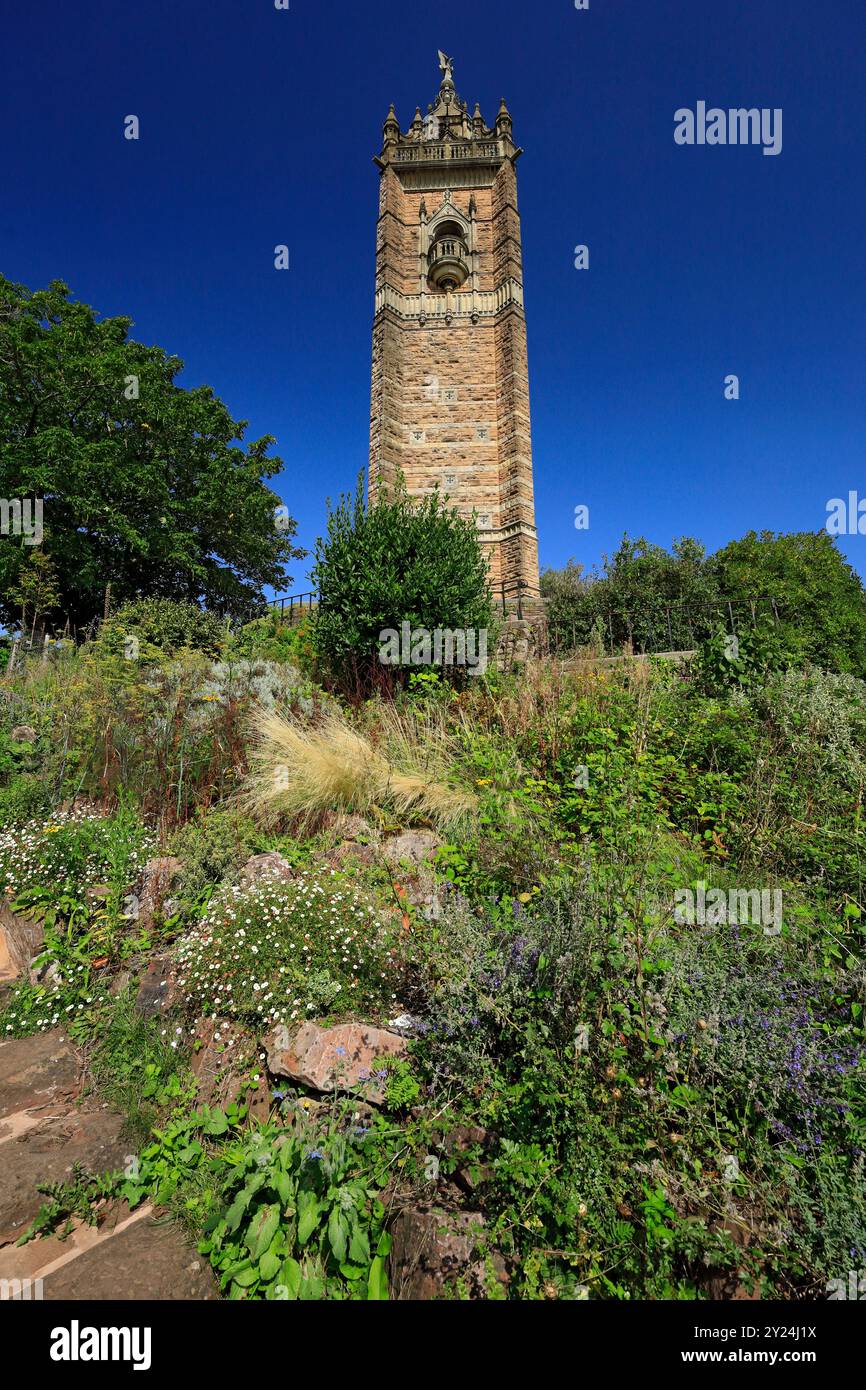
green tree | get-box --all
[541,537,721,653]
[10,549,60,641]
[0,276,303,629]
[710,531,866,677]
[539,560,600,651]
[311,473,491,690]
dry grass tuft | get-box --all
[240,703,476,831]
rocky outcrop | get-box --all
[264,1020,407,1104]
[388,1206,508,1300]
[137,857,184,928]
[381,829,442,868]
[238,852,295,887]
[0,900,44,982]
[134,954,178,1019]
[190,1016,269,1122]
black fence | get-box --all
[269,591,318,626]
[547,595,785,658]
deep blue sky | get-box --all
[2,0,864,590]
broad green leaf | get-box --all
[367,1255,388,1301]
[246,1203,280,1261]
[328,1208,348,1264]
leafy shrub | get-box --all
[659,925,865,1156]
[197,1125,390,1300]
[44,647,247,825]
[711,530,866,678]
[226,613,317,674]
[0,773,52,829]
[691,622,795,694]
[541,537,722,654]
[168,809,272,909]
[195,657,313,715]
[176,870,404,1027]
[95,598,228,661]
[0,808,151,901]
[311,474,491,691]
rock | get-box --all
[0,1029,81,1119]
[28,956,59,988]
[10,725,37,743]
[134,954,178,1019]
[264,1020,407,1103]
[109,969,132,998]
[324,841,378,869]
[320,812,378,842]
[40,1211,219,1301]
[388,1012,426,1037]
[0,1107,130,1246]
[443,1123,490,1156]
[190,1016,268,1121]
[442,1124,493,1195]
[137,857,184,928]
[239,852,295,887]
[388,1206,508,1300]
[122,892,141,922]
[495,614,547,673]
[0,899,44,982]
[381,830,442,868]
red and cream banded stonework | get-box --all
[368,58,540,597]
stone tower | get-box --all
[368,54,540,599]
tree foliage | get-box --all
[542,530,866,677]
[710,530,866,677]
[541,536,720,653]
[0,276,302,630]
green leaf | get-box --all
[328,1208,348,1264]
[278,1257,302,1300]
[367,1255,388,1301]
[259,1249,281,1282]
[297,1196,320,1246]
[348,1225,370,1265]
[246,1204,280,1261]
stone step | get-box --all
[0,1030,82,1119]
[0,1029,218,1300]
[0,1099,129,1246]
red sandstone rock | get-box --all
[264,1020,406,1103]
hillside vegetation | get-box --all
[1,596,864,1300]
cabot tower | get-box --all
[368,54,540,596]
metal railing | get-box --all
[498,580,531,619]
[270,591,318,626]
[547,595,786,658]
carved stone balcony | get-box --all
[427,236,470,292]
